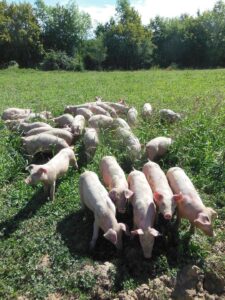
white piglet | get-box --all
[146,137,173,161]
[143,161,176,220]
[127,107,138,126]
[142,103,152,120]
[25,148,78,201]
[116,127,141,159]
[83,128,99,160]
[128,170,161,258]
[100,156,133,213]
[2,108,32,120]
[71,115,85,136]
[159,109,181,123]
[53,114,74,128]
[79,171,128,249]
[167,167,217,237]
[22,133,70,156]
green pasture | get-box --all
[0,68,224,299]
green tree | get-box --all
[83,37,107,70]
[96,0,154,70]
[150,0,225,68]
[0,1,43,67]
[35,0,91,56]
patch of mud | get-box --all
[88,264,225,300]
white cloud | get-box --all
[80,4,116,28]
[81,0,217,28]
[132,0,217,24]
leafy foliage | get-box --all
[41,50,83,71]
[150,1,225,68]
[35,0,91,56]
[0,0,43,67]
[96,0,154,70]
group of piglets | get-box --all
[80,156,217,258]
[2,102,217,258]
[2,107,80,201]
[1,102,181,203]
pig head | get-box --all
[109,188,133,213]
[174,193,217,237]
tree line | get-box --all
[0,0,225,70]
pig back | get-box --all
[100,156,127,188]
[23,133,69,155]
[79,171,110,212]
[128,171,153,206]
[143,161,171,193]
[167,167,202,201]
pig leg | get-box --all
[44,184,49,195]
[71,157,78,169]
[50,181,56,201]
[90,220,99,250]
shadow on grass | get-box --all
[0,187,49,239]
[57,205,207,291]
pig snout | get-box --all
[164,213,172,220]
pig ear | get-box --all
[124,189,134,199]
[25,164,35,172]
[148,227,161,237]
[38,167,47,174]
[104,229,117,245]
[194,214,210,226]
[153,191,163,203]
[131,229,144,235]
[173,192,184,203]
[207,207,218,220]
[109,189,117,202]
[119,223,130,236]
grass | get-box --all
[0,68,225,299]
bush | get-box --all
[40,51,83,71]
[0,60,19,70]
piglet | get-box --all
[88,115,113,129]
[64,104,91,114]
[146,137,173,161]
[100,156,133,213]
[105,102,129,114]
[44,128,74,145]
[112,118,131,131]
[116,127,141,159]
[19,122,52,134]
[128,170,161,258]
[159,109,181,123]
[79,171,128,249]
[96,102,117,118]
[25,127,54,137]
[25,148,78,201]
[75,108,93,120]
[53,114,74,128]
[89,104,110,116]
[83,128,99,160]
[22,133,70,156]
[2,108,31,120]
[143,160,176,220]
[166,167,217,236]
[127,107,138,127]
[142,103,153,120]
[71,115,86,136]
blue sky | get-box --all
[9,0,218,25]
